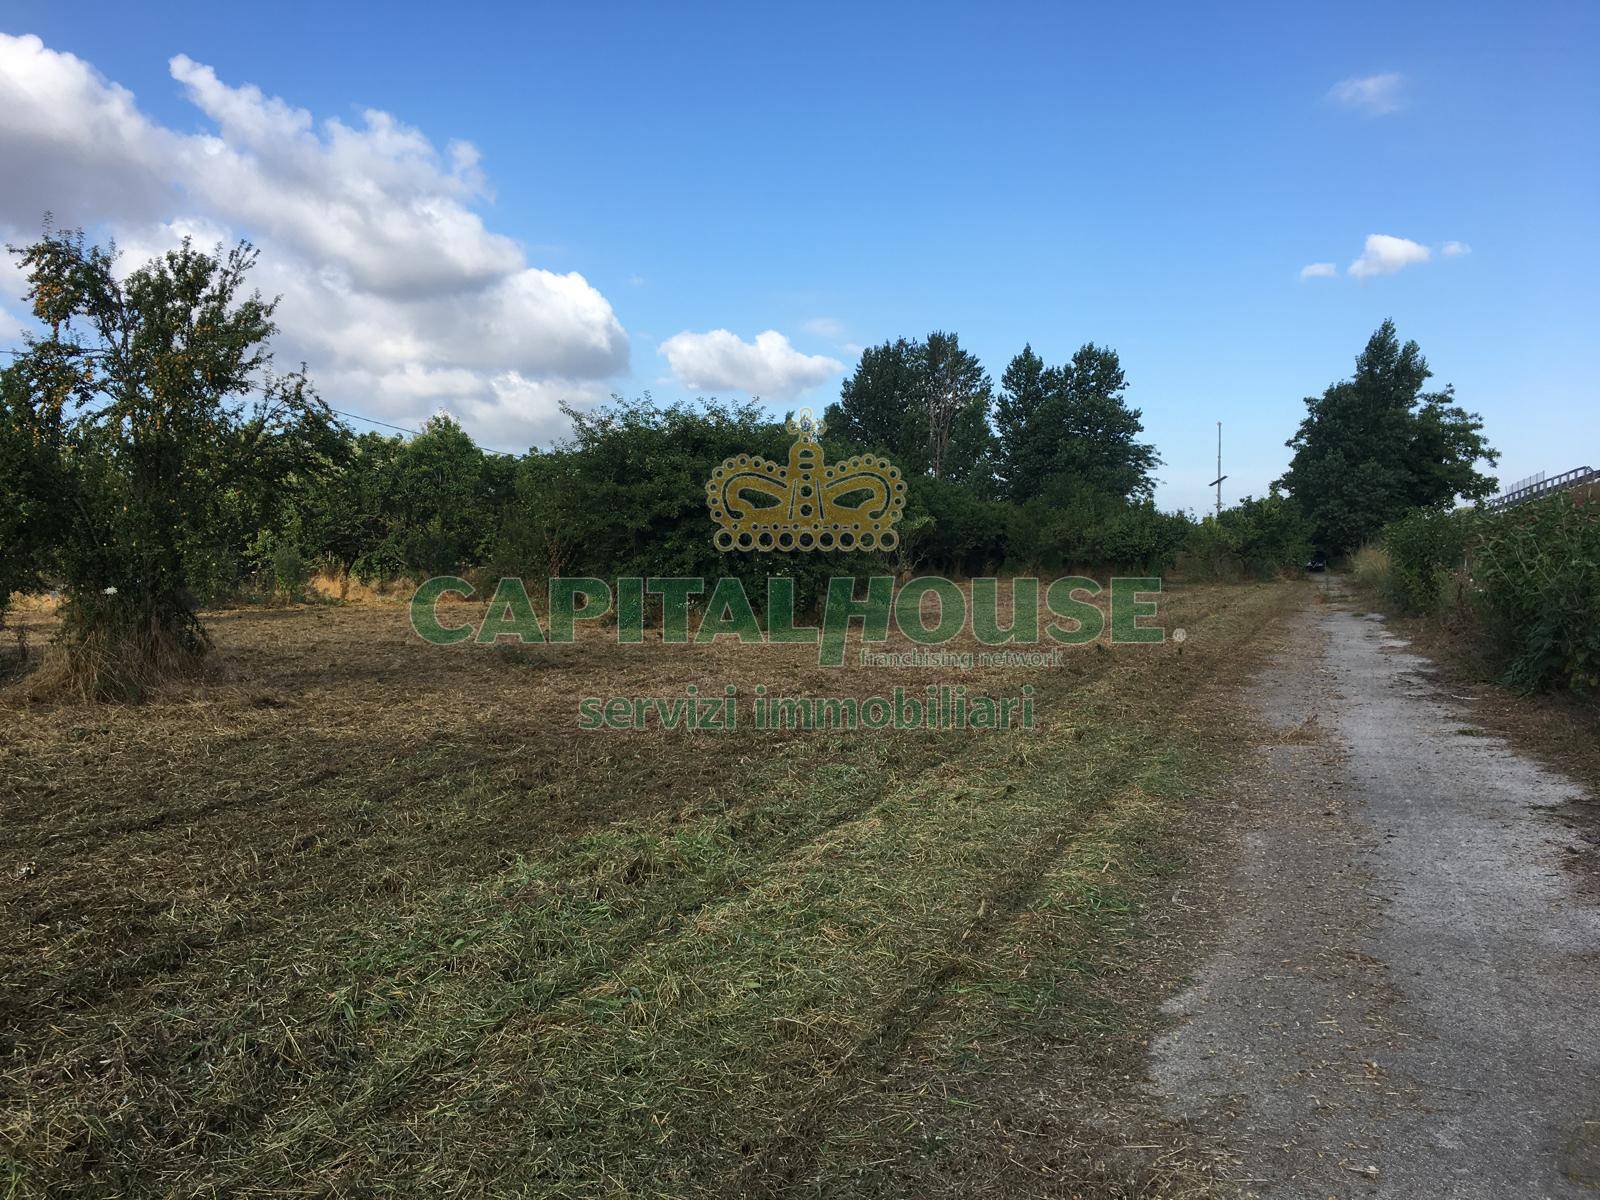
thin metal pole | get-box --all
[1215,422,1222,520]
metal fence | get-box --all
[1484,464,1599,512]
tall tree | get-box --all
[1,227,339,698]
[993,342,1158,504]
[823,337,923,468]
[920,330,992,483]
[994,343,1050,498]
[824,331,993,487]
[1278,319,1498,554]
[276,431,404,576]
[1045,343,1159,502]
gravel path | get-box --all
[1149,581,1600,1199]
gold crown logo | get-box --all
[706,409,906,552]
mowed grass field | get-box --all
[1,578,1302,1198]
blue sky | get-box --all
[2,0,1596,512]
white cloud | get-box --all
[0,33,627,444]
[802,316,846,339]
[1442,240,1472,257]
[0,33,178,226]
[658,329,843,400]
[165,54,523,298]
[1299,262,1338,280]
[1328,73,1405,116]
[312,364,613,451]
[1348,233,1431,279]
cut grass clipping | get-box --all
[0,579,1298,1197]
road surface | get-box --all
[1150,580,1600,1198]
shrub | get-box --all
[492,398,887,616]
[1184,494,1312,580]
[1473,494,1600,693]
[902,476,1011,575]
[1087,502,1191,572]
[270,540,311,600]
[0,367,60,629]
[1380,507,1478,615]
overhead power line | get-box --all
[327,407,421,437]
[327,406,523,457]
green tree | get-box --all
[276,430,404,576]
[1,227,338,698]
[1186,493,1313,580]
[920,330,993,486]
[993,343,1049,498]
[824,331,993,487]
[994,342,1158,504]
[494,395,882,614]
[1278,319,1498,554]
[823,337,922,467]
[384,415,514,576]
[271,415,516,583]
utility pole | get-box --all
[1207,421,1227,520]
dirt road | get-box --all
[1150,581,1600,1198]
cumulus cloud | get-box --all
[0,33,627,448]
[1442,240,1472,257]
[658,329,843,400]
[1299,262,1338,280]
[1328,73,1405,116]
[1348,233,1432,279]
[802,316,846,339]
[0,34,177,224]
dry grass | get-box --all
[0,578,1305,1197]
[21,618,211,705]
[1346,543,1391,598]
[303,568,423,604]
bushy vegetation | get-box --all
[268,393,1195,597]
[2,236,1221,636]
[1183,494,1312,581]
[274,417,516,586]
[0,229,1357,700]
[1355,496,1600,695]
[0,366,59,627]
[1474,495,1600,694]
[488,398,872,614]
[1348,542,1392,596]
[1379,506,1479,615]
